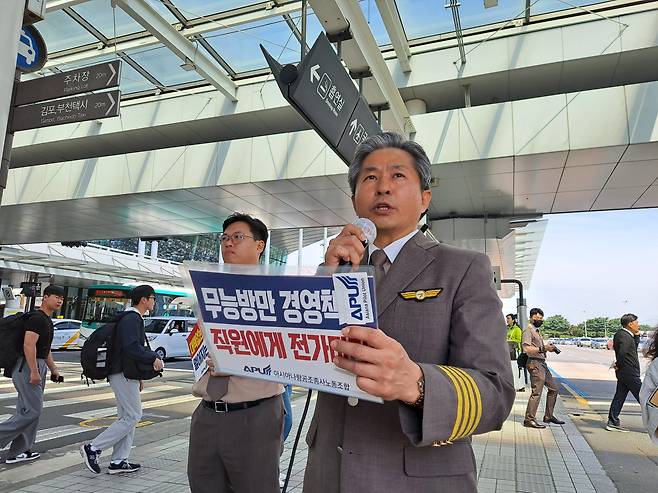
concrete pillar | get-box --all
[297,228,303,266]
[322,227,328,256]
[0,1,24,204]
[264,236,271,265]
[137,239,146,257]
[151,241,158,259]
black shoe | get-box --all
[80,444,101,474]
[108,461,141,474]
[5,451,40,464]
[605,422,630,432]
[523,419,546,429]
[543,416,565,425]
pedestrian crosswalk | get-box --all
[66,395,199,420]
[0,363,198,453]
[6,385,181,409]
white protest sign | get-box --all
[182,264,382,403]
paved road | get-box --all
[51,349,194,371]
[0,352,199,467]
[2,347,657,492]
[545,346,658,493]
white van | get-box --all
[143,316,196,360]
[51,319,82,350]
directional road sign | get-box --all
[262,33,381,165]
[15,60,121,106]
[336,96,383,164]
[16,25,47,73]
[11,90,120,132]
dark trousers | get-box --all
[607,372,641,426]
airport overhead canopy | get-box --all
[34,1,613,99]
[3,0,658,294]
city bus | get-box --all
[80,284,193,333]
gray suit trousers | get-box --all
[525,360,558,421]
[91,372,142,462]
[0,358,47,456]
[187,395,283,493]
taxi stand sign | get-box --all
[11,89,120,132]
[16,25,47,73]
[182,263,383,403]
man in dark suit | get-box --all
[302,132,515,493]
[607,313,642,432]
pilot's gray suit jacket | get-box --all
[303,232,515,492]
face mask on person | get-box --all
[532,320,543,328]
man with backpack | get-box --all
[80,284,164,475]
[0,284,64,464]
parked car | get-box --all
[592,338,608,349]
[51,319,82,350]
[144,316,197,360]
[577,337,592,347]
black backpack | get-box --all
[517,352,529,369]
[0,311,37,378]
[80,313,127,383]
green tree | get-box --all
[570,324,584,337]
[585,317,609,338]
[605,318,620,337]
[543,315,571,337]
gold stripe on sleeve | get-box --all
[452,368,482,438]
[437,365,465,443]
[442,366,472,441]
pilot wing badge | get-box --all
[399,288,443,302]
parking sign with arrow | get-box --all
[15,60,122,106]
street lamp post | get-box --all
[582,310,588,338]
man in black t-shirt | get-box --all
[0,285,64,464]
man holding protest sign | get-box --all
[302,132,514,492]
[187,213,284,493]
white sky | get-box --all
[502,208,658,326]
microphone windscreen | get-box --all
[353,217,377,245]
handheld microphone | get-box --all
[338,217,377,266]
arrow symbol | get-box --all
[105,93,115,116]
[310,64,320,83]
[106,63,117,86]
[349,119,357,135]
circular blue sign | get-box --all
[16,25,47,73]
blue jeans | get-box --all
[282,385,293,441]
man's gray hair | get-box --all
[348,132,432,195]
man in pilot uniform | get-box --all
[302,132,515,492]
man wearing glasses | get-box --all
[81,285,164,475]
[187,213,284,493]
